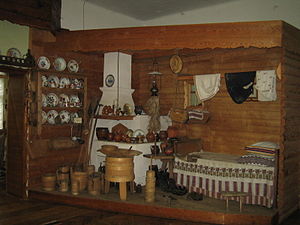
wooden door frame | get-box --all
[1,66,30,198]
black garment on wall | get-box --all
[225,71,256,104]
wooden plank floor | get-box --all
[1,181,300,225]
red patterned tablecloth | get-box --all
[173,152,274,208]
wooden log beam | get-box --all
[52,21,283,52]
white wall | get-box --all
[62,0,300,30]
[61,0,141,30]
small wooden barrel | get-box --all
[105,157,134,183]
[71,171,88,192]
[88,172,101,196]
[58,179,69,192]
[42,173,56,191]
[86,165,95,176]
[71,180,79,195]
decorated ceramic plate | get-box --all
[67,59,79,73]
[41,75,48,87]
[53,57,66,71]
[41,111,47,124]
[133,129,145,137]
[59,110,70,124]
[37,56,51,70]
[7,48,21,58]
[70,112,79,123]
[59,93,69,107]
[169,55,183,74]
[70,95,80,107]
[46,93,59,107]
[47,110,58,125]
[42,94,47,107]
[59,77,70,88]
[70,78,83,89]
[47,75,59,88]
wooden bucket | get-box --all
[56,165,70,182]
[58,179,69,192]
[88,172,101,196]
[86,165,95,176]
[105,157,134,183]
[42,173,56,191]
[71,171,88,192]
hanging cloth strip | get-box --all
[225,71,256,104]
[193,74,221,101]
[254,70,277,101]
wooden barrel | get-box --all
[105,157,134,183]
[58,179,69,192]
[88,172,101,196]
[71,171,88,192]
[86,165,95,176]
[42,173,56,191]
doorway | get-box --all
[0,72,7,189]
[0,67,28,198]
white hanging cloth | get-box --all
[254,70,277,101]
[194,74,221,101]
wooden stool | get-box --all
[221,191,249,212]
[104,180,135,200]
[143,154,175,178]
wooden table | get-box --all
[143,154,175,178]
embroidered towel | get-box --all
[194,74,221,101]
[255,70,277,101]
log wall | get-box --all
[28,28,103,188]
[280,22,300,221]
[133,47,282,155]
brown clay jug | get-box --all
[146,131,156,143]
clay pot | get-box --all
[107,133,114,141]
[159,131,168,141]
[150,145,160,155]
[134,105,143,115]
[146,132,156,143]
[164,145,174,155]
[121,134,127,142]
[114,134,122,142]
[96,127,109,140]
[160,142,167,153]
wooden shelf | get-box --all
[94,115,135,120]
[36,68,85,77]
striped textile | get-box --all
[174,154,274,208]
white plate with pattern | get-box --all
[42,94,47,107]
[47,75,60,88]
[47,110,58,125]
[67,59,79,73]
[69,95,80,107]
[70,112,79,123]
[59,94,69,107]
[59,110,70,124]
[41,75,48,87]
[46,93,59,107]
[59,77,70,88]
[41,111,47,124]
[53,57,66,71]
[37,56,50,70]
[7,48,21,58]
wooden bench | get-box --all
[221,191,249,212]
